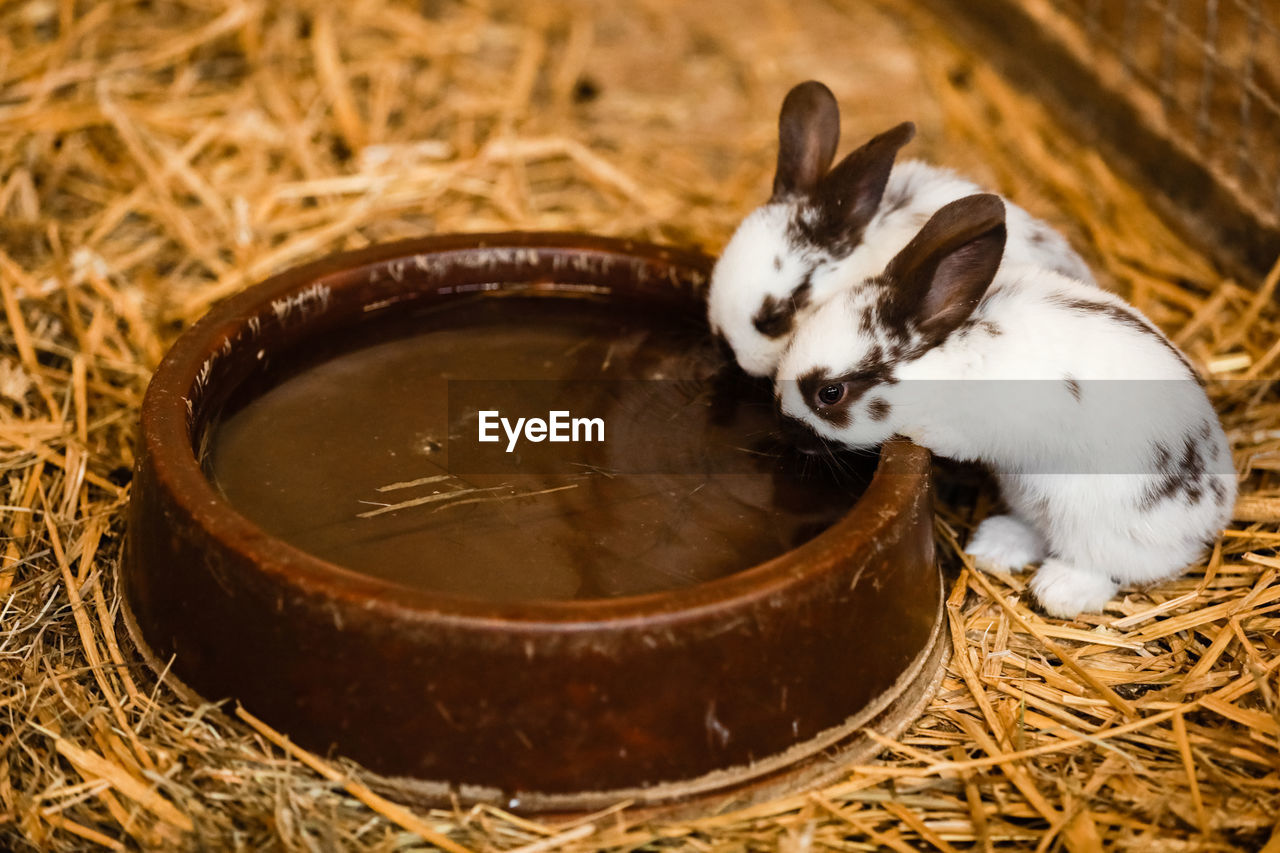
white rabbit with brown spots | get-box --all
[774,193,1234,619]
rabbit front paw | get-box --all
[965,514,1047,571]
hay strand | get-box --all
[234,706,475,853]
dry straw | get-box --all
[1,0,1277,850]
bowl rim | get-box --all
[140,231,930,631]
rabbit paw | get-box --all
[965,514,1047,571]
[1029,559,1118,619]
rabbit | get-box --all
[707,80,1094,379]
[773,193,1235,619]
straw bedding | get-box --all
[0,0,1277,850]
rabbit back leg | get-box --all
[1028,558,1119,618]
[1028,530,1195,620]
[1022,472,1225,617]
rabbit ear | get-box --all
[813,121,915,240]
[884,193,1006,344]
[772,81,841,199]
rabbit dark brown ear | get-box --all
[772,81,840,200]
[884,193,1006,345]
[813,121,915,244]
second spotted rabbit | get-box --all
[772,194,1234,618]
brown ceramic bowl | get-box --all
[124,232,944,814]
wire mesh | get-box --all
[1052,0,1280,220]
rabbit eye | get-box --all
[817,383,845,406]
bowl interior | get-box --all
[203,291,877,602]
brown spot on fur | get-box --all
[858,306,876,334]
[958,317,1002,338]
[1141,434,1209,510]
[1064,376,1081,402]
[751,278,813,339]
[798,366,850,428]
[1048,293,1202,383]
[867,397,891,421]
[847,348,897,388]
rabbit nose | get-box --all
[778,413,827,456]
